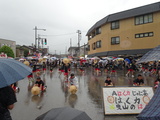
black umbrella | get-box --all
[137,84,160,120]
[35,107,92,120]
[136,45,160,64]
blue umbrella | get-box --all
[0,58,32,88]
[124,58,131,64]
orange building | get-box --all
[86,2,160,57]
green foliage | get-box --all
[0,46,14,58]
[24,49,29,57]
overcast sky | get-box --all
[0,0,159,54]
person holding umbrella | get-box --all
[0,86,17,120]
[0,58,32,120]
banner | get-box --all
[102,87,154,115]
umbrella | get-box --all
[43,56,48,59]
[35,107,92,120]
[113,58,124,61]
[51,57,57,60]
[137,84,160,120]
[124,58,131,64]
[136,45,160,64]
[102,57,113,61]
[91,56,100,60]
[0,58,32,88]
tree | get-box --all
[0,45,14,58]
[24,49,29,57]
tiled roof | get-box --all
[86,2,160,35]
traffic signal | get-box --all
[44,39,47,45]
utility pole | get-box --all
[55,50,56,55]
[37,34,40,50]
[60,51,61,58]
[33,26,46,52]
[70,38,72,56]
[84,43,85,57]
[77,30,81,57]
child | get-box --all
[68,73,78,88]
[104,76,113,86]
[34,77,46,91]
[154,78,160,89]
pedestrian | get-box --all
[11,82,20,93]
[64,63,70,80]
[133,74,144,86]
[104,76,113,86]
[42,62,46,73]
[34,77,46,92]
[0,86,17,120]
[154,78,160,89]
[110,63,117,76]
[126,63,135,77]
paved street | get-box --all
[11,67,156,120]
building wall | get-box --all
[0,39,16,57]
[87,11,160,56]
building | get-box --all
[68,46,79,57]
[16,45,24,57]
[68,44,88,57]
[86,2,160,57]
[0,38,16,57]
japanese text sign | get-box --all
[102,87,154,115]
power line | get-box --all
[40,32,76,37]
[40,31,87,37]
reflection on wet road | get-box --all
[11,67,156,120]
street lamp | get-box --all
[33,26,46,52]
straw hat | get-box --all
[31,86,40,95]
[23,60,30,66]
[69,85,77,94]
[63,58,70,64]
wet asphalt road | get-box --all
[11,67,156,120]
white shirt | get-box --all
[69,76,78,88]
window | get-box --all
[91,32,95,38]
[140,34,143,38]
[111,21,119,30]
[96,40,101,48]
[87,45,90,51]
[88,35,92,40]
[92,42,96,50]
[135,32,154,38]
[96,27,101,35]
[135,34,140,38]
[111,37,120,45]
[149,32,153,36]
[135,14,153,25]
